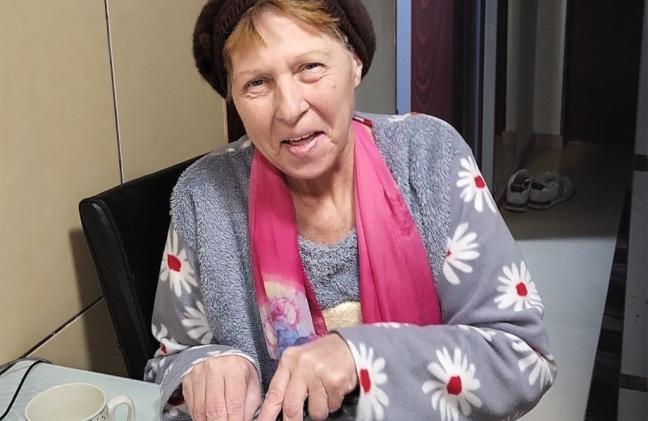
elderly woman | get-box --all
[145,0,556,420]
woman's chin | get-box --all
[281,158,337,182]
[283,166,328,182]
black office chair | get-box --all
[79,155,202,379]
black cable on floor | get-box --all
[0,358,53,420]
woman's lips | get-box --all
[282,132,321,157]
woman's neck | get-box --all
[286,155,354,203]
[285,139,356,244]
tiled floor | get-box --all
[497,141,639,421]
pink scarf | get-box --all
[249,118,441,359]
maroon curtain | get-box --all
[410,0,455,124]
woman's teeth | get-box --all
[285,132,315,143]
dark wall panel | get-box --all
[564,0,645,144]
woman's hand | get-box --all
[257,334,358,421]
[182,355,261,421]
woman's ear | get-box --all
[352,53,363,88]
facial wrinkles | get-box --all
[229,10,361,184]
[233,13,343,93]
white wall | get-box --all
[506,0,544,154]
[506,0,567,140]
[356,0,397,115]
[533,0,567,135]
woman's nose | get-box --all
[274,78,308,125]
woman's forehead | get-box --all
[227,8,342,57]
[253,10,336,49]
[230,13,341,70]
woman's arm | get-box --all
[144,223,261,421]
[335,139,556,420]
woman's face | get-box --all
[229,9,363,181]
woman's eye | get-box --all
[249,79,263,88]
[303,63,321,71]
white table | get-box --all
[0,361,356,420]
[0,361,160,421]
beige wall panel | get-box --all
[106,0,226,181]
[28,299,128,377]
[0,1,121,361]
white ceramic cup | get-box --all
[25,382,135,421]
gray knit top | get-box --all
[299,230,360,310]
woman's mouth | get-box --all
[282,132,322,156]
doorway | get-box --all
[563,0,645,145]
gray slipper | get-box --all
[505,169,532,212]
[528,171,574,210]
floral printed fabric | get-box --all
[348,343,390,421]
[262,283,318,356]
[144,113,556,421]
[145,224,263,421]
[422,347,483,421]
[335,115,555,420]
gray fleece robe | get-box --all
[144,113,556,421]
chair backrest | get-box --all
[79,155,201,379]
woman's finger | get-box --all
[203,366,226,420]
[281,377,308,421]
[244,372,262,421]
[189,368,210,421]
[257,366,290,421]
[325,387,346,415]
[305,379,329,421]
[182,375,195,417]
[223,363,248,421]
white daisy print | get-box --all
[456,156,497,213]
[500,411,526,421]
[147,355,166,374]
[457,325,494,342]
[152,324,186,356]
[495,261,544,312]
[348,342,390,421]
[144,357,167,381]
[152,323,168,342]
[422,347,483,421]
[505,334,553,388]
[443,223,480,285]
[160,229,198,297]
[182,301,214,345]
